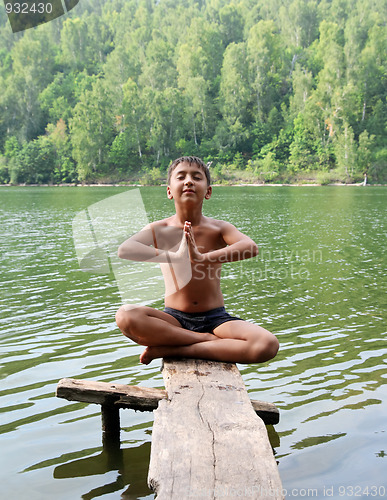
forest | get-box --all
[0,0,386,185]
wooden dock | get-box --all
[56,358,283,499]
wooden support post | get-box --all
[101,404,120,451]
[148,358,283,499]
[101,404,120,434]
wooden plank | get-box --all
[148,358,283,500]
[56,378,279,424]
[56,378,167,412]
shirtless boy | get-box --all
[115,156,279,365]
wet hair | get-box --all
[167,156,211,186]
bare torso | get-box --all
[152,216,227,312]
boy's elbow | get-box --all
[251,242,259,257]
[117,241,143,261]
[117,244,126,259]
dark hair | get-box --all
[167,156,211,186]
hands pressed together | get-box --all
[174,221,205,263]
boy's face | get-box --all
[167,162,212,202]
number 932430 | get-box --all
[5,3,53,15]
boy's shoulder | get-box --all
[201,216,236,231]
[146,216,176,229]
[146,216,236,233]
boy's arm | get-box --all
[118,224,188,263]
[185,221,258,263]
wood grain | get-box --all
[148,358,283,499]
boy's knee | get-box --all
[250,334,279,363]
[115,304,144,333]
[266,335,279,360]
[115,306,129,332]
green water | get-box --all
[0,186,386,499]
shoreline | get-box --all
[0,182,383,187]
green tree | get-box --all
[70,80,114,181]
[288,64,314,121]
[46,119,77,183]
[1,137,21,184]
[279,0,319,50]
[0,155,9,184]
[295,21,345,167]
[6,31,56,141]
[60,17,93,71]
[119,78,146,162]
[247,20,284,120]
[334,122,357,181]
[39,72,96,125]
[367,99,387,146]
[139,33,177,90]
[218,3,244,46]
[357,130,374,177]
[14,136,56,184]
[218,42,251,150]
[176,18,223,145]
[108,133,133,176]
[358,23,387,125]
[103,44,140,110]
[142,86,183,165]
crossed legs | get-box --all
[115,304,279,365]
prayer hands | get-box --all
[183,221,205,263]
[164,222,205,263]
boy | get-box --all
[115,156,279,365]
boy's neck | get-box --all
[174,204,203,226]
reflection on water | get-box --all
[0,186,386,499]
[53,443,152,499]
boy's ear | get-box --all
[205,186,212,199]
[167,186,173,199]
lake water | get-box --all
[0,186,386,500]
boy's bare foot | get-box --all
[140,347,157,365]
[139,334,220,364]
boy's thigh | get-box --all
[119,304,183,329]
[149,306,184,328]
[213,320,273,342]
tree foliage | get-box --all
[0,0,386,184]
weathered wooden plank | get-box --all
[56,378,279,424]
[148,358,283,500]
[56,378,167,412]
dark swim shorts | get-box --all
[163,306,242,334]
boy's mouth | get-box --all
[183,189,195,193]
